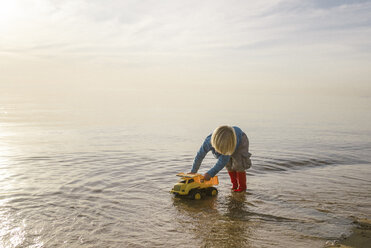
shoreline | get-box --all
[326,219,371,248]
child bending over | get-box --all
[190,125,252,192]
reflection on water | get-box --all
[172,192,254,248]
[170,160,371,248]
[0,93,371,247]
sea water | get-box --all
[1,89,370,247]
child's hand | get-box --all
[203,173,211,181]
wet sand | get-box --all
[327,219,371,248]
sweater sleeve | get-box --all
[206,155,230,177]
[191,137,211,173]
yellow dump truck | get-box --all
[170,173,219,200]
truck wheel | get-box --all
[207,187,218,196]
[190,189,202,200]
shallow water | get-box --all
[1,90,371,247]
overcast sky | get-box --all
[1,0,371,96]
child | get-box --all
[190,125,252,192]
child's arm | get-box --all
[190,137,211,173]
[206,155,230,177]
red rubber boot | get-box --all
[234,171,246,192]
[228,171,238,190]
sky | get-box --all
[1,0,371,97]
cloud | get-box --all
[1,0,370,94]
[2,0,370,60]
[0,1,288,58]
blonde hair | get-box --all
[211,125,237,155]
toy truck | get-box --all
[170,173,219,200]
